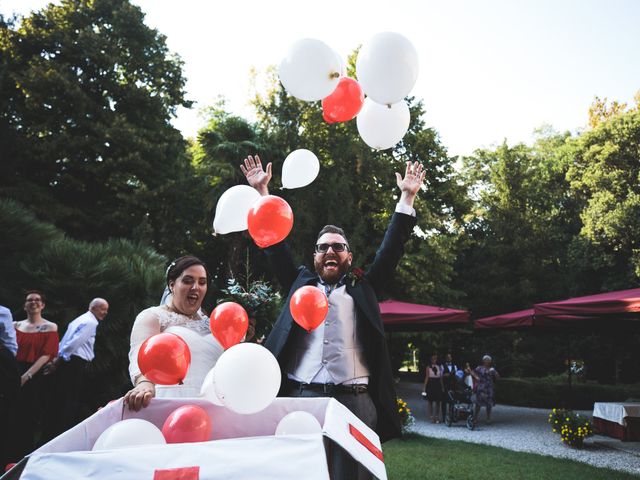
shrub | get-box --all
[496,377,640,410]
[548,408,593,447]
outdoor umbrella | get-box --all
[534,288,640,321]
[379,299,469,332]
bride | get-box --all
[124,256,223,411]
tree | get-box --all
[0,0,194,250]
[565,108,640,291]
[0,198,166,410]
[455,128,580,317]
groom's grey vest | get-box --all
[288,285,370,384]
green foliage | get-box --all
[496,377,640,410]
[0,198,165,409]
[384,434,638,480]
[0,0,200,256]
[217,255,283,342]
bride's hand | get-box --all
[240,154,271,196]
[124,381,156,411]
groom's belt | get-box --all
[290,380,368,395]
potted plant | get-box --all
[397,397,415,433]
[548,408,593,448]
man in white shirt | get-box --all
[0,305,20,468]
[46,298,108,438]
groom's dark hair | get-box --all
[316,225,349,246]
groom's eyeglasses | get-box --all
[315,242,350,254]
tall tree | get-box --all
[0,0,194,249]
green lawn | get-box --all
[384,434,639,480]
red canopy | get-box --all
[474,309,598,329]
[379,299,469,331]
[534,288,640,317]
[474,288,640,330]
[474,309,535,329]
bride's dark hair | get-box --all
[166,255,209,287]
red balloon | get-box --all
[162,404,212,444]
[290,286,329,332]
[138,333,191,385]
[210,302,249,350]
[322,77,365,124]
[247,195,294,248]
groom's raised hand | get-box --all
[240,154,272,196]
[395,161,425,208]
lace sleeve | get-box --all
[128,307,161,385]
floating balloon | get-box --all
[214,343,281,414]
[356,32,419,105]
[281,149,320,189]
[356,98,410,150]
[279,38,342,101]
[138,333,191,385]
[290,286,329,332]
[247,195,294,248]
[275,411,323,436]
[200,366,224,406]
[210,302,249,350]
[213,185,261,235]
[93,419,165,451]
[322,77,365,124]
[162,405,212,444]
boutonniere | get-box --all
[346,267,365,287]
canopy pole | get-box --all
[567,334,572,409]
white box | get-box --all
[15,397,387,480]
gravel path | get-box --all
[396,381,640,476]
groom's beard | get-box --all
[314,254,351,284]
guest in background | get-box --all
[422,353,444,423]
[0,305,19,469]
[441,352,459,421]
[11,291,59,460]
[45,298,109,438]
[470,354,500,424]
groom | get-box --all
[241,155,424,478]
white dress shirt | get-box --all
[58,311,99,361]
[0,305,18,356]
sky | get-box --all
[3,0,640,156]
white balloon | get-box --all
[213,185,261,234]
[356,32,419,105]
[214,343,281,415]
[92,419,165,451]
[357,98,411,150]
[279,39,342,101]
[282,149,320,189]
[275,411,322,436]
[200,366,224,406]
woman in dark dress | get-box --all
[10,291,59,461]
[422,353,444,423]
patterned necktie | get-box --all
[321,276,346,297]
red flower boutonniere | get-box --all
[347,267,365,287]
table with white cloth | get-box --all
[2,397,388,480]
[592,402,640,441]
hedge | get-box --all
[495,377,640,410]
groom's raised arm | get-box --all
[240,154,299,294]
[366,161,425,294]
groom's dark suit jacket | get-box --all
[263,211,416,442]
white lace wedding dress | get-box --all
[128,305,223,398]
